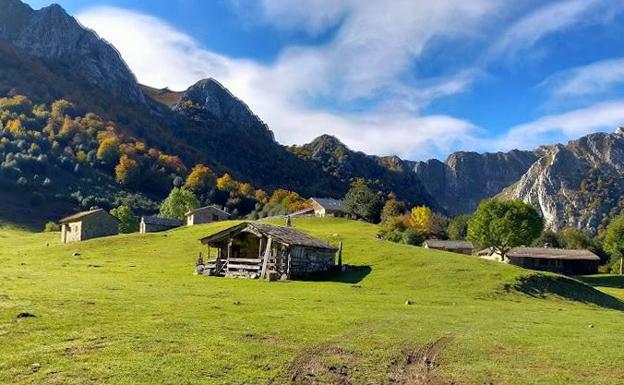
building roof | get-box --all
[200,222,338,251]
[59,208,113,224]
[185,205,231,217]
[141,216,182,227]
[310,197,345,212]
[480,247,600,261]
[423,239,473,250]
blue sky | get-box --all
[28,0,624,160]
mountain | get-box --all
[412,150,539,216]
[0,0,144,104]
[289,135,439,208]
[500,128,624,232]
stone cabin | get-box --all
[59,209,119,244]
[309,198,347,218]
[186,205,231,226]
[140,216,182,233]
[478,246,600,275]
[422,239,474,255]
[198,222,338,279]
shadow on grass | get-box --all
[300,265,372,284]
[577,275,624,289]
[506,274,624,311]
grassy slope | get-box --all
[0,218,623,385]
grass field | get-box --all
[1,217,623,385]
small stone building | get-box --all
[59,209,119,244]
[198,222,338,279]
[422,239,474,255]
[478,247,600,275]
[186,205,231,226]
[309,198,347,218]
[140,216,182,233]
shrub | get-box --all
[44,221,60,232]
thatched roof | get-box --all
[141,216,182,227]
[185,205,231,217]
[200,222,338,251]
[479,247,600,261]
[422,239,473,250]
[59,208,113,224]
[310,198,345,212]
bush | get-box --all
[402,230,425,246]
[44,221,60,232]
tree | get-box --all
[343,180,383,223]
[159,187,201,220]
[447,215,471,240]
[184,164,216,193]
[380,194,407,223]
[408,206,433,234]
[44,221,60,232]
[216,173,239,193]
[96,136,120,165]
[604,214,624,275]
[115,155,140,186]
[557,227,594,250]
[467,199,543,260]
[532,229,561,248]
[110,205,139,233]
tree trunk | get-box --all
[620,256,623,276]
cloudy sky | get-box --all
[29,0,624,160]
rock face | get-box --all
[501,129,624,232]
[292,135,440,209]
[412,150,538,216]
[0,0,144,104]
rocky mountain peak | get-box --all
[0,0,145,104]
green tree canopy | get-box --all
[343,179,383,223]
[110,205,139,234]
[467,199,543,259]
[159,187,201,220]
[447,215,471,240]
[380,193,406,223]
[604,214,624,274]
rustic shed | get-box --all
[309,198,347,218]
[199,222,338,279]
[140,216,182,233]
[478,247,600,275]
[422,239,474,255]
[186,205,231,226]
[59,209,118,244]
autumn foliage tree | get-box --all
[115,155,140,186]
[97,136,120,165]
[184,164,216,193]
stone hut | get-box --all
[140,216,182,233]
[309,198,347,218]
[199,222,338,279]
[422,239,474,255]
[186,205,231,226]
[478,247,600,275]
[59,209,118,244]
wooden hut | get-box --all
[199,222,338,279]
[186,205,231,226]
[478,247,600,275]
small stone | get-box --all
[16,312,36,319]
[404,300,412,305]
[588,324,594,329]
[72,252,80,257]
[31,363,40,372]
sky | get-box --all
[27,0,624,160]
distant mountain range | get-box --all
[1,0,624,233]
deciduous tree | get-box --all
[604,214,624,275]
[159,187,201,220]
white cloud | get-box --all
[541,57,624,100]
[492,100,624,151]
[490,0,620,59]
[76,4,498,160]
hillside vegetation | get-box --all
[1,218,623,385]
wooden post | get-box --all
[260,237,273,279]
[620,256,623,276]
[337,241,343,269]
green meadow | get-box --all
[1,217,623,384]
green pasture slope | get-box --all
[0,217,623,385]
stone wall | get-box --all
[288,246,335,276]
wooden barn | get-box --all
[140,216,182,233]
[59,209,118,244]
[198,222,338,279]
[478,247,600,275]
